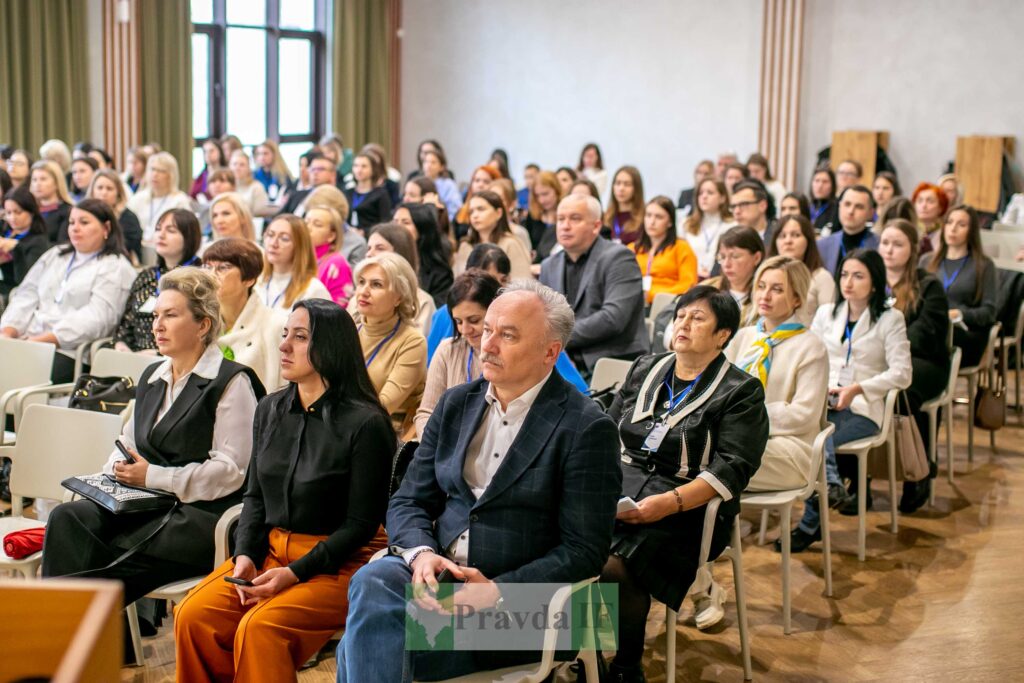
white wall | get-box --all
[400,0,763,199]
[798,0,1024,193]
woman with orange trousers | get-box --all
[174,298,394,682]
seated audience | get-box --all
[304,205,354,307]
[401,175,437,205]
[453,165,500,238]
[392,202,454,305]
[305,185,367,266]
[937,173,961,209]
[38,139,72,179]
[127,152,194,241]
[605,165,645,246]
[337,280,621,682]
[191,137,227,201]
[703,225,765,328]
[360,143,402,206]
[69,156,98,204]
[419,148,461,218]
[6,149,33,189]
[352,252,428,439]
[114,209,202,353]
[0,199,135,381]
[487,178,534,256]
[872,171,901,217]
[453,190,532,280]
[779,192,811,220]
[922,205,997,368]
[913,182,950,253]
[253,139,293,204]
[86,169,143,261]
[631,195,698,304]
[540,194,649,378]
[555,166,578,195]
[746,153,787,207]
[174,299,392,683]
[209,192,257,244]
[345,152,392,230]
[577,142,609,196]
[523,170,563,260]
[716,151,740,178]
[365,222,437,334]
[879,219,950,512]
[834,159,863,194]
[257,215,331,311]
[770,215,835,324]
[602,286,768,681]
[30,160,72,243]
[730,179,774,245]
[42,267,265,640]
[677,159,715,218]
[786,249,912,551]
[221,135,244,169]
[0,187,50,297]
[197,169,237,235]
[229,150,274,217]
[817,185,878,275]
[681,177,735,279]
[809,167,838,234]
[203,237,286,391]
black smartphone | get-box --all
[436,568,465,584]
[114,439,136,464]
[224,576,254,587]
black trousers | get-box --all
[41,499,206,606]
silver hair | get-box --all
[559,193,602,222]
[498,278,575,347]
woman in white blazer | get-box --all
[786,248,911,553]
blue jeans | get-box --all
[336,556,479,683]
[798,408,879,534]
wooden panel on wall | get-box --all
[956,135,1015,213]
[758,0,804,191]
[102,0,141,169]
[831,130,889,186]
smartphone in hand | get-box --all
[436,568,465,584]
[114,439,136,464]
[224,576,254,587]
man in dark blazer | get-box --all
[277,152,336,216]
[336,280,622,682]
[538,194,649,378]
[817,184,879,275]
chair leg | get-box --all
[887,436,898,534]
[126,601,145,666]
[1015,344,1021,416]
[781,504,791,635]
[858,453,867,562]
[730,520,753,681]
[758,509,769,546]
[946,398,955,484]
[928,409,938,507]
[665,606,677,683]
[818,461,833,598]
[967,374,976,465]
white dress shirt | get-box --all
[102,344,258,503]
[0,246,136,352]
[404,371,553,566]
[256,271,331,311]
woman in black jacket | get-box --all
[175,298,394,682]
[393,201,454,306]
[344,152,391,231]
[0,187,50,298]
[601,285,769,682]
[809,166,839,234]
[88,169,143,261]
[881,219,951,512]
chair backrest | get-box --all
[0,338,55,400]
[800,423,836,500]
[944,347,963,399]
[9,404,123,502]
[980,322,1002,370]
[90,348,162,384]
[645,318,655,344]
[589,358,632,393]
[649,292,677,321]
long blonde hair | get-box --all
[31,160,73,204]
[210,192,255,241]
[256,139,294,183]
[261,215,319,308]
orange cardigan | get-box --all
[631,239,698,304]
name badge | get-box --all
[838,364,856,387]
[642,275,652,291]
[642,422,670,452]
[138,296,157,314]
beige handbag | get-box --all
[868,392,929,482]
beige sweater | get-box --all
[414,336,480,439]
[359,314,427,440]
[453,233,533,280]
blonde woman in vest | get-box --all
[351,252,427,440]
[203,237,286,391]
[452,190,531,280]
[257,215,330,312]
[127,152,194,241]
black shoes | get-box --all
[899,480,931,513]
[608,661,647,683]
[826,483,852,509]
[774,525,821,553]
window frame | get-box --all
[191,0,326,149]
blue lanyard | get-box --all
[844,319,855,366]
[662,370,702,414]
[466,347,479,383]
[361,320,401,368]
[264,277,290,308]
[838,232,867,262]
[352,192,367,209]
[613,215,621,239]
[154,255,199,283]
[3,229,27,242]
[810,202,827,222]
[940,256,968,291]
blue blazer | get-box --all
[817,229,880,275]
[387,372,622,584]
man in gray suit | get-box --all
[539,194,649,378]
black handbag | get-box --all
[61,473,177,514]
[68,374,136,415]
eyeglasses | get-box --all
[202,262,236,275]
[729,200,758,211]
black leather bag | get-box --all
[61,473,177,514]
[68,374,136,415]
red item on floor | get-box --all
[3,527,45,559]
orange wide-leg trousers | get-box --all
[174,526,387,683]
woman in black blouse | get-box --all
[113,209,202,352]
[0,187,50,298]
[600,285,769,682]
[344,152,392,231]
[175,298,395,683]
[392,201,454,306]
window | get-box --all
[191,0,326,176]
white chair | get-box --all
[666,497,751,682]
[999,300,1024,416]
[645,318,655,345]
[0,405,123,577]
[956,323,1002,461]
[922,348,962,502]
[835,389,899,562]
[649,292,677,321]
[589,358,633,394]
[741,424,835,634]
[0,337,55,444]
[126,503,243,665]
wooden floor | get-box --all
[27,404,1024,682]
